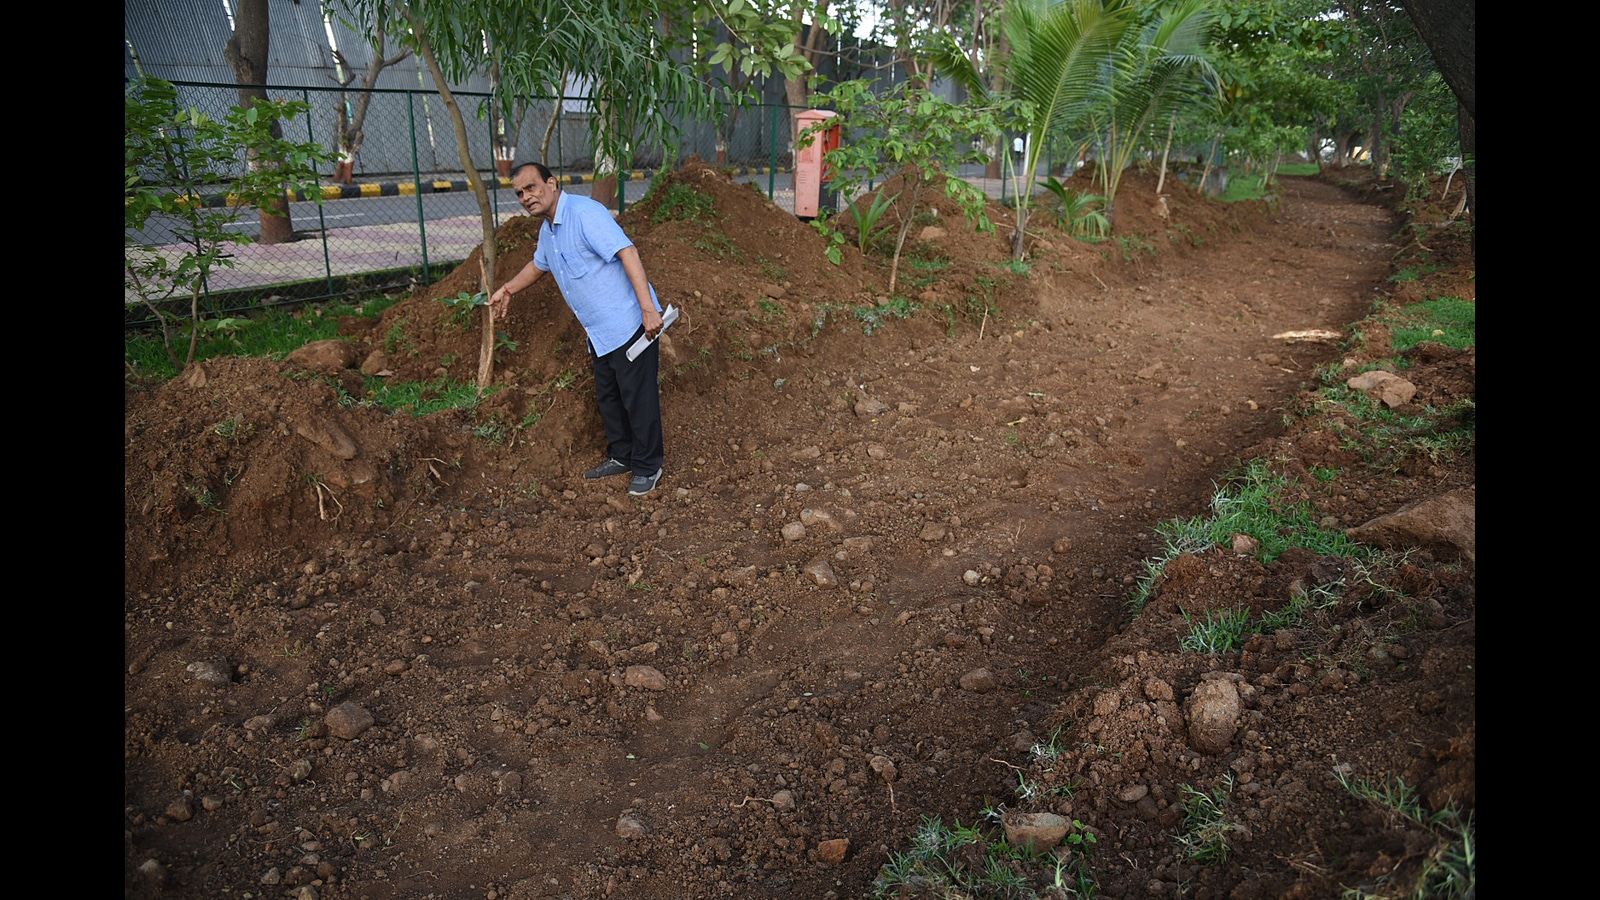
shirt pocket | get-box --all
[556,248,592,280]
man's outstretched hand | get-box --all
[490,286,514,320]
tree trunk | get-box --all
[1199,134,1218,196]
[223,0,292,245]
[402,5,499,392]
[1155,114,1175,196]
[1458,102,1473,255]
[1397,0,1473,120]
[541,90,565,164]
[333,33,409,185]
[781,8,831,159]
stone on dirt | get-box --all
[625,665,668,690]
[854,397,890,416]
[1185,676,1241,754]
[816,837,849,864]
[359,349,391,376]
[959,668,997,692]
[1346,369,1417,408]
[870,755,897,782]
[186,659,231,686]
[1346,486,1475,562]
[293,416,359,460]
[1142,677,1175,702]
[285,339,359,374]
[137,858,166,884]
[1002,811,1069,851]
[325,701,374,740]
[616,814,648,839]
[804,559,838,587]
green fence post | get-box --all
[409,90,430,284]
[768,103,777,201]
[302,87,334,297]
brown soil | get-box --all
[125,157,1475,900]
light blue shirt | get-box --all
[533,191,660,356]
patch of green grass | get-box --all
[365,375,488,417]
[384,318,415,356]
[854,296,919,335]
[185,479,220,511]
[472,417,507,445]
[1389,296,1474,352]
[1162,459,1361,562]
[869,813,1099,900]
[1169,222,1203,247]
[1176,776,1237,864]
[211,416,254,444]
[692,229,743,262]
[1306,369,1475,472]
[1257,581,1341,631]
[756,299,785,323]
[125,294,398,382]
[1127,459,1367,613]
[1335,769,1475,900]
[1114,234,1155,262]
[648,181,716,223]
[1179,606,1252,654]
[959,275,1004,328]
[1216,164,1317,202]
[758,257,787,282]
[901,255,950,291]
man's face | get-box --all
[513,169,559,220]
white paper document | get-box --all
[625,304,679,361]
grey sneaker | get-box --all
[628,468,663,496]
[584,458,630,480]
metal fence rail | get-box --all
[125,79,805,327]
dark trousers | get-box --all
[591,326,664,476]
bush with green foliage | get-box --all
[807,79,1003,293]
[125,75,333,368]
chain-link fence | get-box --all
[126,79,808,327]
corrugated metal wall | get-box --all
[125,1,905,177]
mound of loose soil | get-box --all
[125,160,1473,900]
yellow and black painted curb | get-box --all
[154,166,793,210]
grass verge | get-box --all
[126,290,493,420]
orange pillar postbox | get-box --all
[794,109,841,219]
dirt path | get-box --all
[126,170,1474,900]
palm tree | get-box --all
[935,0,1137,258]
[1087,0,1218,224]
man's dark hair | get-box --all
[511,161,556,183]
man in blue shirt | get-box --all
[490,162,666,496]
